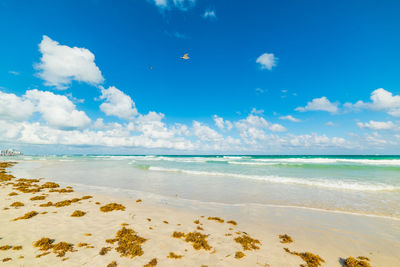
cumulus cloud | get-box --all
[99,86,138,120]
[213,115,233,131]
[193,121,224,142]
[25,89,91,130]
[344,88,400,117]
[203,9,216,19]
[279,115,301,122]
[0,90,34,121]
[296,96,339,114]
[152,0,196,10]
[35,35,104,89]
[357,120,397,131]
[256,53,277,70]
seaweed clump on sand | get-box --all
[279,234,293,243]
[13,211,39,221]
[2,258,11,262]
[81,195,92,200]
[40,182,60,189]
[0,245,11,250]
[53,242,74,257]
[136,199,142,203]
[108,261,118,267]
[12,246,22,250]
[144,258,158,267]
[172,231,211,251]
[8,192,18,196]
[208,216,224,223]
[99,247,112,255]
[168,252,183,259]
[114,227,147,258]
[100,203,126,212]
[172,231,185,238]
[71,210,86,217]
[185,232,211,251]
[227,220,237,226]
[234,233,261,251]
[284,248,325,267]
[40,201,53,207]
[10,202,24,208]
[235,251,245,259]
[33,238,75,258]
[343,256,371,267]
[30,195,46,201]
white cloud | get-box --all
[99,86,138,120]
[256,53,277,70]
[325,121,337,126]
[255,87,265,94]
[203,9,216,19]
[269,123,287,132]
[25,89,91,130]
[0,90,34,121]
[213,115,233,131]
[344,88,400,117]
[35,35,104,89]
[279,115,301,122]
[251,108,264,115]
[9,71,19,75]
[152,0,196,10]
[357,120,397,131]
[296,96,339,114]
[193,121,223,142]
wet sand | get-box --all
[1,162,399,266]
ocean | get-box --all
[6,155,400,219]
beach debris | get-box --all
[33,237,76,258]
[99,247,112,255]
[227,220,237,226]
[12,246,22,250]
[100,203,126,212]
[208,216,224,223]
[147,218,151,222]
[172,231,185,238]
[8,192,18,196]
[13,211,39,221]
[121,223,129,226]
[54,200,73,207]
[235,251,245,259]
[84,233,92,236]
[197,226,204,231]
[284,248,325,267]
[71,210,86,217]
[343,256,371,267]
[10,201,24,208]
[30,195,46,201]
[49,188,74,193]
[2,258,11,262]
[163,220,169,224]
[185,232,211,251]
[136,199,142,203]
[172,231,211,250]
[114,227,147,258]
[95,202,101,205]
[168,252,183,259]
[40,182,60,189]
[0,245,11,250]
[194,219,200,224]
[108,261,118,267]
[279,234,293,243]
[39,201,53,207]
[106,238,119,244]
[234,233,261,251]
[81,195,92,200]
[144,258,158,266]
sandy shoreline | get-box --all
[1,162,399,266]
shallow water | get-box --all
[5,155,400,218]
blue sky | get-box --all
[1,0,400,154]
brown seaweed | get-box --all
[10,202,24,208]
[234,233,261,250]
[284,248,325,267]
[13,211,39,221]
[208,216,224,223]
[235,251,245,259]
[99,247,112,255]
[100,203,126,212]
[144,258,158,267]
[343,256,371,267]
[279,234,293,243]
[71,210,86,217]
[108,261,118,267]
[227,220,237,226]
[168,252,183,259]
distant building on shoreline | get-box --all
[0,149,23,156]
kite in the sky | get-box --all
[180,53,189,60]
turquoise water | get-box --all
[5,155,400,218]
